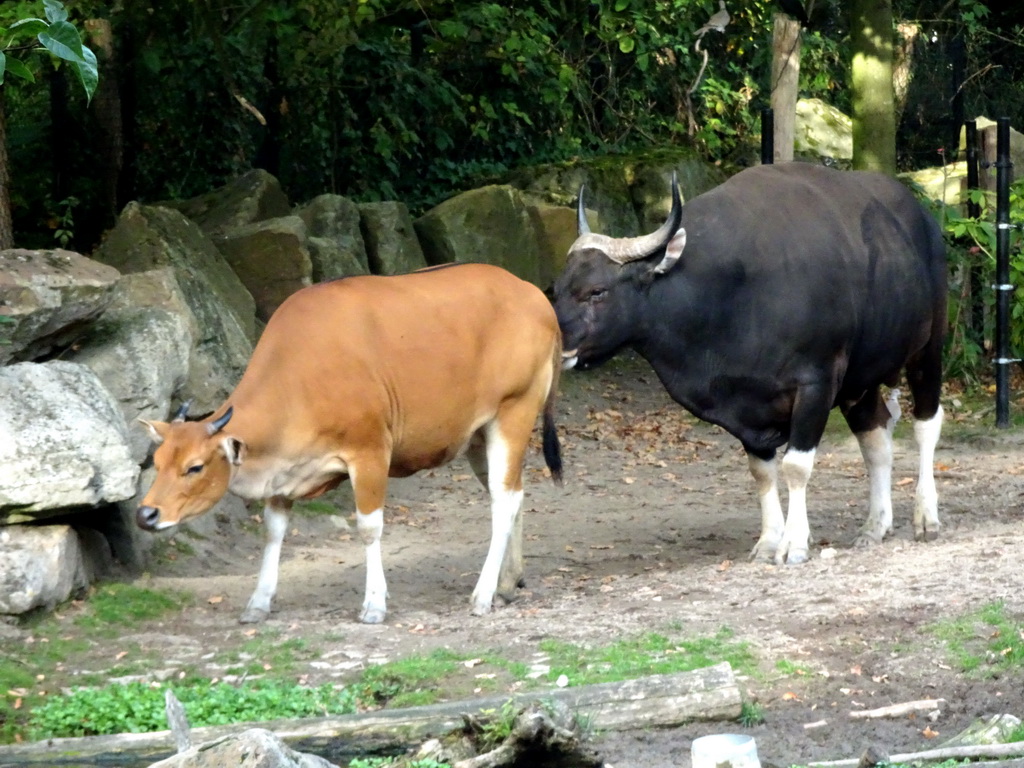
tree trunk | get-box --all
[893,22,919,127]
[85,18,124,233]
[850,0,896,173]
[770,13,801,163]
[0,88,12,250]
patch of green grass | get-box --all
[74,583,190,634]
[349,759,450,768]
[539,628,757,687]
[738,700,765,727]
[358,649,465,708]
[29,680,358,739]
[294,499,340,516]
[931,601,1024,676]
[774,659,813,677]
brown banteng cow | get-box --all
[136,263,563,624]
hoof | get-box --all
[775,549,808,566]
[916,528,940,543]
[749,541,779,564]
[471,596,494,617]
[239,607,269,624]
[853,532,884,549]
[360,607,386,624]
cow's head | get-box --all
[136,402,243,531]
[552,173,686,370]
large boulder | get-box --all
[795,98,853,162]
[212,216,313,322]
[523,201,580,289]
[69,305,192,464]
[295,194,370,278]
[92,209,255,412]
[0,525,110,615]
[0,249,120,365]
[94,202,256,341]
[0,361,139,523]
[415,185,544,286]
[358,201,428,275]
[165,169,292,237]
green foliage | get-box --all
[73,582,190,634]
[539,628,757,687]
[29,680,358,738]
[349,759,450,768]
[738,700,765,727]
[930,600,1024,676]
[357,648,464,708]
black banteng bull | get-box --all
[553,162,946,564]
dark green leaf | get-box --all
[38,21,86,64]
[3,55,35,84]
[10,18,48,38]
[43,0,69,24]
[72,45,99,102]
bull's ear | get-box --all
[138,419,170,445]
[221,436,247,466]
[652,227,687,275]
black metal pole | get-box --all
[965,120,984,348]
[994,116,1012,428]
[761,107,774,165]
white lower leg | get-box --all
[854,426,894,545]
[913,405,943,540]
[778,448,815,565]
[473,488,523,616]
[241,503,289,623]
[357,508,387,623]
[747,454,784,562]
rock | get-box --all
[415,185,544,286]
[0,361,139,522]
[295,194,369,278]
[358,201,428,275]
[69,306,192,464]
[147,728,339,768]
[165,169,292,237]
[523,201,579,289]
[0,525,108,614]
[0,249,120,365]
[900,163,968,207]
[213,216,313,322]
[93,213,255,412]
[795,97,853,162]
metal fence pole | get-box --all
[761,107,774,165]
[994,116,1013,428]
[964,120,984,348]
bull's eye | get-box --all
[588,288,607,304]
[185,464,204,476]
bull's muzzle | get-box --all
[136,505,161,530]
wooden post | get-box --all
[770,13,801,163]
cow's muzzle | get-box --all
[136,505,161,530]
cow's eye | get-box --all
[588,288,607,303]
[185,464,204,476]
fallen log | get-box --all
[810,740,1024,767]
[0,662,741,767]
[848,699,944,719]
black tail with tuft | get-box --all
[542,406,563,486]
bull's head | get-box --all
[136,402,243,531]
[552,172,686,370]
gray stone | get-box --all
[358,201,428,275]
[165,169,292,237]
[213,216,313,322]
[0,361,139,522]
[69,306,192,464]
[0,525,99,614]
[0,249,120,365]
[415,185,544,286]
[147,727,339,767]
[92,213,255,413]
[295,194,369,277]
[795,98,853,161]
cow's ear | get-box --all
[138,419,169,445]
[222,436,247,466]
[652,227,687,275]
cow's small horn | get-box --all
[576,185,591,235]
[604,171,683,265]
[172,399,193,422]
[207,406,233,435]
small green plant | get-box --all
[738,700,765,727]
[349,758,451,768]
[51,194,78,247]
[478,699,519,748]
[358,649,464,708]
[29,680,358,738]
[73,582,190,634]
[774,659,814,677]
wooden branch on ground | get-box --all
[0,662,741,767]
[848,698,944,719]
[810,740,1024,767]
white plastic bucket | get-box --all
[691,734,761,768]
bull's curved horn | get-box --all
[172,399,193,422]
[603,171,683,265]
[576,185,591,235]
[207,406,233,436]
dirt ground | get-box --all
[135,353,1024,768]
